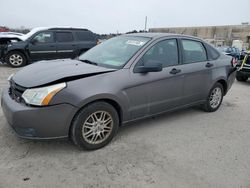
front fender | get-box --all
[77,93,127,115]
[5,43,29,60]
[52,90,130,123]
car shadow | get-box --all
[0,62,8,67]
[118,106,201,136]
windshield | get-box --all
[79,36,151,69]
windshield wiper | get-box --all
[80,59,98,66]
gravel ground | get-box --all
[0,63,250,188]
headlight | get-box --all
[22,83,66,106]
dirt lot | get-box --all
[0,63,250,188]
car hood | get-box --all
[0,34,23,40]
[0,36,23,44]
[12,59,116,88]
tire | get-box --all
[70,101,119,150]
[236,74,248,82]
[202,83,224,112]
[5,51,27,67]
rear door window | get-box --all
[181,39,207,63]
[56,32,74,42]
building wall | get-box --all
[149,25,250,49]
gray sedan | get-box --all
[1,33,236,150]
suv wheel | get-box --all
[202,83,224,112]
[70,102,119,150]
[5,51,27,67]
[236,74,248,82]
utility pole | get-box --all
[144,16,147,32]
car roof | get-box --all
[48,27,89,31]
[20,27,91,40]
[125,32,203,40]
[30,27,89,32]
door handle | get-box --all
[206,62,214,68]
[170,68,181,74]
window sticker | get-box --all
[126,40,145,46]
[43,34,51,37]
[104,60,123,66]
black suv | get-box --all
[236,52,250,82]
[1,27,97,67]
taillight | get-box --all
[231,57,238,67]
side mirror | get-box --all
[31,38,38,45]
[134,61,163,73]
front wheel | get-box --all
[70,102,119,150]
[202,83,224,112]
[5,51,27,67]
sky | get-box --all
[1,0,249,34]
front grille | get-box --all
[9,79,26,103]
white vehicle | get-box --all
[232,40,243,51]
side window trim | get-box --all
[180,38,208,64]
[177,38,183,64]
[201,42,208,61]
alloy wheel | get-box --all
[82,111,113,144]
[9,54,23,66]
[209,87,222,109]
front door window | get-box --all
[33,32,54,43]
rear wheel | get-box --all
[202,83,224,112]
[236,74,248,82]
[5,51,27,67]
[70,102,119,150]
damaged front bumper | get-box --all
[1,87,77,139]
